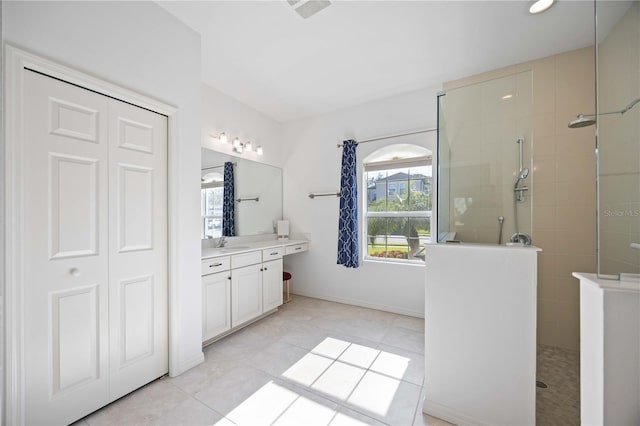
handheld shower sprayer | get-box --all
[515,167,529,186]
[514,167,529,202]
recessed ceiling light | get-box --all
[529,0,554,14]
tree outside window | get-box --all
[201,185,223,239]
[364,158,432,263]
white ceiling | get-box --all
[158,0,631,123]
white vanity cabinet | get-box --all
[201,240,307,345]
[231,263,264,327]
[201,257,232,341]
[262,247,284,312]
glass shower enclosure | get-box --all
[437,72,533,245]
[596,1,640,279]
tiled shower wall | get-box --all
[444,47,596,351]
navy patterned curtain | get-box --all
[222,161,235,236]
[337,140,359,268]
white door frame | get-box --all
[3,45,181,425]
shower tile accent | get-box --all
[536,344,581,426]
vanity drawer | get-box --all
[286,243,308,255]
[201,256,230,276]
[231,251,262,269]
[262,247,284,261]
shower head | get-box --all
[568,97,640,129]
[518,168,529,180]
[514,168,530,192]
[568,114,597,128]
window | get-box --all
[201,172,224,239]
[364,153,432,263]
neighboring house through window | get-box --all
[201,171,224,239]
[364,144,432,263]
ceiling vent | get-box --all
[287,0,331,19]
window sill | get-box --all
[364,257,425,267]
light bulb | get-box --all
[245,141,252,151]
[529,0,553,14]
[233,137,240,149]
[256,146,263,156]
[219,132,227,144]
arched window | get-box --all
[363,144,432,263]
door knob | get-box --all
[69,268,80,277]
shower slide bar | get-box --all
[336,128,436,148]
[308,192,340,199]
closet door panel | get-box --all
[117,163,153,252]
[23,70,110,426]
[108,99,168,400]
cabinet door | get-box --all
[231,264,263,327]
[202,271,231,341]
[262,259,284,312]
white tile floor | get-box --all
[73,295,579,425]
[74,295,451,426]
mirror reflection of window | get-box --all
[201,171,224,239]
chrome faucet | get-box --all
[215,236,227,248]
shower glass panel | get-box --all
[438,72,533,244]
[596,1,640,278]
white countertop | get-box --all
[573,272,640,292]
[202,239,308,259]
[426,242,542,252]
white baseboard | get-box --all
[171,351,204,377]
[290,290,424,318]
[422,399,489,426]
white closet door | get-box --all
[22,70,169,425]
[23,70,110,425]
[107,99,168,400]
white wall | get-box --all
[3,1,203,375]
[202,83,283,168]
[282,87,439,317]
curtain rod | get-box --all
[336,128,436,148]
[201,162,237,172]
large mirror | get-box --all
[201,147,282,239]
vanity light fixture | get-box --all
[529,0,554,14]
[217,132,264,156]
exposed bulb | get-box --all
[529,0,554,14]
[245,141,252,151]
[256,146,263,156]
[219,132,227,144]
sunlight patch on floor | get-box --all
[215,337,412,424]
[285,337,409,417]
[223,381,298,425]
